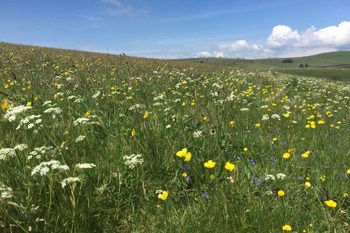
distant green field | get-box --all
[182,51,350,81]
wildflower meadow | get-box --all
[0,43,350,232]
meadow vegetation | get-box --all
[0,43,350,232]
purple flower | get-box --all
[201,193,209,199]
[183,165,191,171]
[253,176,261,185]
[249,159,256,166]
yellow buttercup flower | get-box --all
[1,99,9,110]
[85,111,91,117]
[158,191,169,201]
[283,152,291,159]
[277,190,285,197]
[224,162,235,171]
[176,148,192,162]
[282,224,292,232]
[346,169,350,175]
[304,181,311,188]
[324,200,337,208]
[204,160,216,169]
[143,111,149,119]
[131,128,136,137]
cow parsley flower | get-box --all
[0,182,13,200]
[193,130,203,138]
[75,163,96,169]
[61,177,80,188]
[123,154,144,169]
[75,135,86,142]
[4,105,32,122]
[73,117,90,125]
[0,148,16,160]
[276,173,287,180]
[31,160,69,176]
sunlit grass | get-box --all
[0,43,349,232]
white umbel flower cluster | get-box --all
[31,160,69,176]
[123,154,144,169]
[4,105,32,122]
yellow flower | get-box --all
[243,147,248,152]
[176,148,187,157]
[176,148,192,162]
[283,113,290,118]
[288,148,296,153]
[318,120,325,125]
[181,172,187,178]
[203,116,208,121]
[131,128,136,137]
[85,111,91,117]
[143,111,149,119]
[26,101,32,107]
[302,151,310,158]
[184,152,192,162]
[230,120,235,126]
[1,99,9,110]
[324,199,337,208]
[158,191,169,201]
[224,162,235,171]
[304,181,311,188]
[283,152,291,159]
[204,160,216,169]
[282,224,292,232]
[255,123,261,128]
[346,169,350,175]
[277,190,285,197]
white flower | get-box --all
[14,144,28,151]
[73,117,90,125]
[264,174,276,181]
[166,124,171,129]
[44,107,62,114]
[31,160,69,176]
[262,114,270,121]
[193,130,203,138]
[0,182,13,200]
[271,114,281,120]
[75,135,86,142]
[276,173,287,180]
[16,115,42,130]
[266,190,273,196]
[42,101,53,106]
[123,154,144,169]
[4,105,32,122]
[240,108,249,111]
[92,91,101,99]
[75,163,96,169]
[0,148,16,160]
[61,177,80,188]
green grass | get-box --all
[183,51,350,81]
[1,42,350,232]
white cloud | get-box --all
[267,25,300,48]
[197,21,350,58]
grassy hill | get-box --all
[0,42,350,232]
[182,51,350,81]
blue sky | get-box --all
[1,0,350,58]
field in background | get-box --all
[183,51,350,81]
[0,42,350,232]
